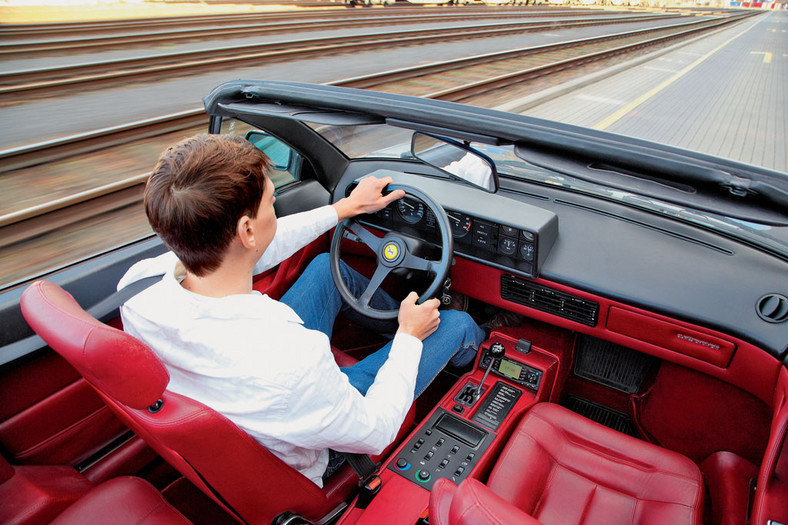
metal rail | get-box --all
[0,6,593,38]
[0,10,610,54]
[0,110,208,173]
[0,11,752,288]
[0,14,680,100]
[334,15,728,91]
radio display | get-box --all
[498,359,522,380]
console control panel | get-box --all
[471,381,522,431]
[388,409,492,490]
[481,350,543,391]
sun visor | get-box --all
[216,102,384,126]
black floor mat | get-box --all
[562,396,640,438]
[573,335,657,394]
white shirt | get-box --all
[443,152,493,191]
[119,205,422,487]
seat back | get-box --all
[20,280,349,524]
[751,366,788,525]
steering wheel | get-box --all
[329,184,453,321]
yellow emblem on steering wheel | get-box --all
[383,243,399,261]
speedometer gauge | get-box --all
[397,198,424,224]
[447,211,472,239]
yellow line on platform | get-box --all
[592,17,764,132]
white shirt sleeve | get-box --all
[253,205,338,275]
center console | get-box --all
[338,331,561,524]
[387,409,493,491]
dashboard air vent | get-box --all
[756,294,788,324]
[501,275,599,327]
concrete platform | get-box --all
[512,11,787,174]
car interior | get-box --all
[1,80,787,525]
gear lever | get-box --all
[474,342,506,399]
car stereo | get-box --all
[480,349,543,391]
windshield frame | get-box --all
[204,81,788,259]
[304,120,788,260]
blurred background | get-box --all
[0,0,784,289]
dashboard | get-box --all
[355,170,558,280]
[337,168,788,364]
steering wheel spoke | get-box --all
[401,252,437,274]
[346,221,384,252]
[358,264,392,308]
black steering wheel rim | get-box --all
[329,184,453,321]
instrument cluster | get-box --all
[367,199,541,278]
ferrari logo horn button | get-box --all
[383,242,399,261]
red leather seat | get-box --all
[431,403,703,525]
[751,367,788,525]
[700,451,759,525]
[20,280,389,524]
[52,477,191,525]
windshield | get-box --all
[308,121,788,257]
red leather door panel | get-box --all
[0,351,127,467]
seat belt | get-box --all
[87,274,164,321]
[23,274,164,351]
[344,453,382,509]
[344,453,379,481]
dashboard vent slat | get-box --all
[501,275,599,327]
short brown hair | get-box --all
[145,134,272,276]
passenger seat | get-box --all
[52,476,191,524]
[430,402,703,524]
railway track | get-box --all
[0,11,754,289]
[0,13,683,102]
[0,6,600,39]
[0,8,604,54]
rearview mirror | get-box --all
[411,132,498,192]
[245,130,293,171]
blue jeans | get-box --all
[280,253,485,397]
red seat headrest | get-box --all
[21,280,169,410]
